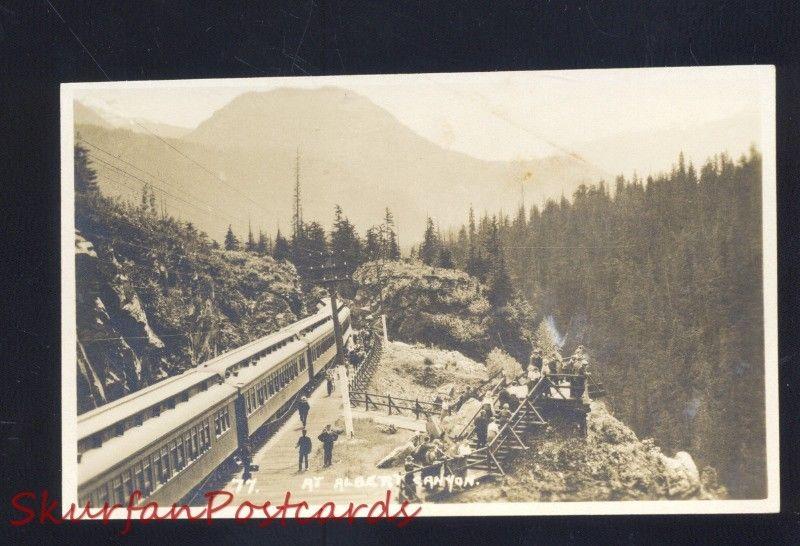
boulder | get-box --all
[377,442,415,468]
[674,451,700,482]
[442,398,483,437]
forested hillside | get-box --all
[430,149,765,498]
[74,144,308,414]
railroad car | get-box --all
[76,300,351,506]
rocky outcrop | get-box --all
[367,341,489,403]
[74,207,306,413]
[353,260,493,359]
[453,401,726,502]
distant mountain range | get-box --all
[73,86,758,245]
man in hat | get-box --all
[401,455,420,502]
[296,429,312,472]
[529,346,543,371]
[297,395,310,427]
[317,424,339,467]
[325,368,335,396]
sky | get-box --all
[73,66,768,164]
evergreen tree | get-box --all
[224,225,240,251]
[256,230,268,255]
[487,250,513,307]
[439,247,455,269]
[383,207,401,259]
[365,226,383,260]
[74,142,98,194]
[419,217,440,266]
[330,205,363,274]
[273,229,290,261]
[245,222,256,252]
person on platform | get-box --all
[571,346,588,399]
[297,396,310,427]
[497,403,512,430]
[481,392,495,418]
[318,424,339,467]
[474,409,489,449]
[296,429,312,472]
[486,418,500,444]
[527,363,542,387]
[400,456,420,502]
[529,346,543,371]
[325,368,335,396]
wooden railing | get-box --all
[453,374,508,440]
[347,322,383,392]
[401,376,552,493]
[348,391,446,419]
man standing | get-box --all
[318,424,339,467]
[474,409,489,449]
[296,429,312,472]
[297,396,310,428]
[325,369,335,396]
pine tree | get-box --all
[439,247,455,269]
[224,225,240,251]
[273,229,290,261]
[256,230,268,255]
[384,207,401,259]
[141,183,150,211]
[245,221,256,252]
[330,205,363,273]
[365,227,382,261]
[149,188,157,216]
[74,142,98,194]
[419,217,440,266]
[487,250,513,307]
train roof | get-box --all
[78,368,217,439]
[228,337,309,388]
[78,300,337,440]
[78,383,238,486]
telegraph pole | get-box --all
[308,252,353,437]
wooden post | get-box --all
[328,285,345,368]
[337,364,354,438]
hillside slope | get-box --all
[75,193,307,414]
[453,401,727,503]
[74,88,604,245]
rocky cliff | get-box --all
[75,195,307,414]
[453,401,727,502]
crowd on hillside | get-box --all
[398,344,592,502]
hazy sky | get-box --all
[74,66,768,163]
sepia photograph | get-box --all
[60,66,778,517]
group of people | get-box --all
[296,424,341,472]
[527,344,590,399]
[397,344,593,501]
[294,390,343,471]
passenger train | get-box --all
[76,299,352,507]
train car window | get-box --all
[112,476,124,504]
[190,428,198,458]
[183,432,191,460]
[98,484,110,506]
[123,469,133,500]
[132,463,143,496]
[142,459,153,496]
[257,384,265,405]
[176,440,185,471]
[160,446,171,483]
[169,440,179,472]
